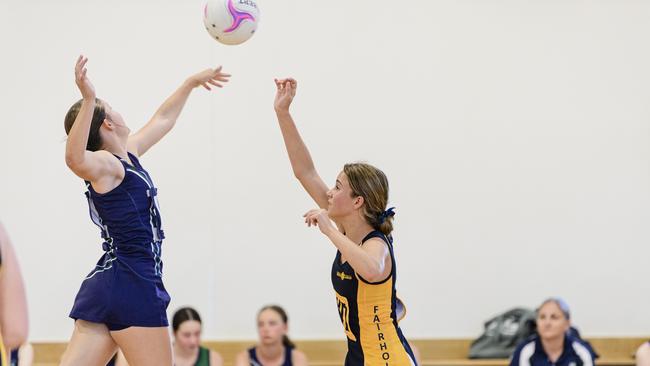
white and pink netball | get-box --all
[203,0,260,45]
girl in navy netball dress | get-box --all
[234,306,308,366]
[60,56,229,366]
[273,78,417,366]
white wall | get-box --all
[0,0,648,341]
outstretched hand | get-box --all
[189,66,231,90]
[75,55,96,100]
[274,78,297,112]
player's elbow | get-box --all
[65,153,84,170]
[361,263,385,283]
[292,170,303,180]
[294,168,317,184]
[292,166,310,180]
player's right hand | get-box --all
[75,55,96,101]
[274,77,297,112]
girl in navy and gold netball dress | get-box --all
[61,56,229,366]
[273,78,417,366]
[331,230,416,366]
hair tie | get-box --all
[379,207,396,224]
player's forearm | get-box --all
[276,110,318,179]
[65,98,95,167]
[326,230,384,281]
[150,80,196,129]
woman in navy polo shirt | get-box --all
[510,298,596,366]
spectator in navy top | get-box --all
[510,298,596,366]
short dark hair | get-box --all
[172,307,202,333]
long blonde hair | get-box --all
[343,163,394,236]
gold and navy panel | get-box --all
[357,277,413,366]
[331,230,417,366]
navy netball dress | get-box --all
[248,346,293,366]
[69,152,170,330]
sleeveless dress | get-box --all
[331,230,417,366]
[69,152,170,330]
[248,346,293,366]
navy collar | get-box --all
[534,334,574,363]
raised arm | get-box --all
[128,66,231,157]
[0,223,28,350]
[274,78,329,209]
[64,56,122,184]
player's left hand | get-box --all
[188,66,231,90]
[303,208,335,236]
